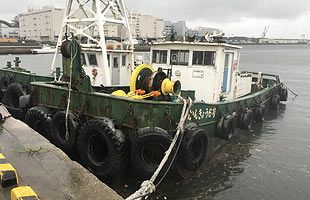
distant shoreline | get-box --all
[233,43,309,46]
[0,42,308,55]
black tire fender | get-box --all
[0,75,10,101]
[240,109,253,130]
[19,94,31,109]
[254,105,265,123]
[280,88,288,101]
[217,115,235,140]
[271,95,280,110]
[77,118,126,178]
[131,127,172,177]
[3,82,26,119]
[51,111,78,154]
[3,82,26,109]
[25,106,53,139]
[61,40,71,58]
[179,128,208,171]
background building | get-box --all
[164,20,188,38]
[0,26,19,39]
[187,27,223,37]
[163,20,222,41]
[0,17,19,39]
[128,10,164,39]
[18,6,64,41]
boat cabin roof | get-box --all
[151,41,242,50]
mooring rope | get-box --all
[154,97,193,188]
[126,97,193,200]
[65,42,78,140]
[282,83,298,98]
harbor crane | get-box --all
[261,25,269,39]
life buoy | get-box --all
[179,127,208,171]
[51,111,78,154]
[239,109,253,130]
[25,106,53,140]
[217,115,235,140]
[254,105,265,123]
[3,82,26,119]
[77,118,126,178]
[271,95,280,110]
[131,127,172,177]
[280,88,288,101]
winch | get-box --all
[112,64,181,100]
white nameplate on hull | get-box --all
[192,70,205,78]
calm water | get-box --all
[158,45,310,200]
[213,45,310,200]
[0,45,309,200]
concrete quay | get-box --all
[0,105,123,200]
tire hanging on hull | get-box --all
[3,82,26,119]
[254,105,265,123]
[217,115,235,140]
[0,75,10,101]
[280,87,288,101]
[77,118,126,179]
[51,111,78,154]
[271,95,280,110]
[131,127,172,177]
[179,127,208,171]
[25,106,53,140]
[239,109,254,130]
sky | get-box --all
[1,0,310,38]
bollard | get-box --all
[14,57,21,68]
[11,186,40,200]
[6,62,12,68]
[0,164,18,188]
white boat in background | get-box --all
[31,45,56,54]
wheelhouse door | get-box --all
[112,55,120,85]
[222,52,234,93]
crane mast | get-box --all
[261,25,269,39]
[51,0,134,86]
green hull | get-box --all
[0,41,287,181]
[0,66,282,160]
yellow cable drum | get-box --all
[112,64,181,99]
[130,64,155,93]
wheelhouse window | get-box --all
[88,54,98,66]
[192,51,216,66]
[152,50,167,64]
[122,55,126,66]
[170,50,189,66]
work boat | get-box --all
[0,38,288,198]
[0,0,288,199]
[31,44,56,54]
